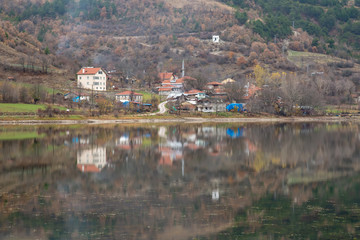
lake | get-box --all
[0,123,359,239]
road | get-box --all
[148,101,168,116]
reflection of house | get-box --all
[116,134,142,150]
[158,141,183,166]
[77,147,107,173]
[77,67,107,91]
[115,91,143,102]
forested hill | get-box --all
[0,0,359,86]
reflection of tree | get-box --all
[214,174,360,239]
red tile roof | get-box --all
[162,78,185,85]
[77,67,103,75]
[116,91,143,96]
[158,72,174,81]
[184,89,204,95]
[158,88,173,92]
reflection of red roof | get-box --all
[77,67,102,75]
[207,81,222,86]
[159,155,173,166]
[186,143,200,150]
[184,89,204,95]
[158,72,174,81]
[116,91,143,96]
[77,164,100,173]
[158,147,183,166]
[246,139,257,153]
[119,145,132,150]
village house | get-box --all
[184,89,206,100]
[158,72,174,83]
[196,98,227,113]
[77,67,108,91]
[243,82,261,100]
[115,90,143,102]
[204,82,228,99]
[205,81,223,90]
[64,92,90,102]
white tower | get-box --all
[181,59,185,78]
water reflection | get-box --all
[77,147,107,173]
[0,123,359,239]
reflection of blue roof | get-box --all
[226,103,244,112]
[227,128,244,138]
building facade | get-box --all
[115,91,143,102]
[77,67,107,91]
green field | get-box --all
[137,91,161,102]
[0,103,67,113]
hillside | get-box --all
[0,0,359,94]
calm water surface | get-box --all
[0,123,360,239]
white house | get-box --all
[77,67,108,91]
[115,91,143,102]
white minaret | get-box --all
[181,59,185,78]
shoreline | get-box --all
[0,116,357,125]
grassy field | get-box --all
[0,103,67,113]
[137,91,161,102]
[287,50,360,70]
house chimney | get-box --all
[82,68,85,73]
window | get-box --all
[87,76,89,79]
[96,87,98,90]
[94,76,99,80]
[80,77,82,80]
[94,82,99,85]
[87,82,89,85]
[99,71,103,74]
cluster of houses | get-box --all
[70,66,259,113]
[156,71,258,113]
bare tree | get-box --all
[224,81,246,103]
